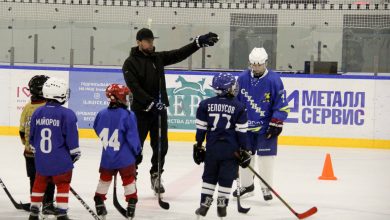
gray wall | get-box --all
[1,1,389,72]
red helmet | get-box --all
[105,84,132,107]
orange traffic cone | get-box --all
[318,153,337,180]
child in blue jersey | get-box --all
[233,47,289,201]
[29,77,81,220]
[193,73,251,219]
[93,83,141,219]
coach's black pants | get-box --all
[134,110,169,175]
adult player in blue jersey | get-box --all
[29,77,81,220]
[93,83,141,220]
[233,47,289,201]
[193,72,251,219]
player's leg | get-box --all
[94,168,114,217]
[119,165,137,218]
[149,110,168,194]
[196,156,218,217]
[217,159,239,218]
[257,155,275,201]
[52,170,72,220]
[233,132,257,198]
[29,173,49,220]
[42,182,56,215]
[25,156,36,194]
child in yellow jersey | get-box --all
[19,75,56,216]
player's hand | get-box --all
[71,151,81,163]
[193,143,205,165]
[266,118,283,139]
[237,149,251,168]
[144,101,155,112]
[30,145,36,154]
[154,101,166,111]
[195,32,219,47]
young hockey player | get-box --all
[93,84,141,220]
[28,77,81,220]
[19,75,56,216]
[233,47,289,201]
[193,72,251,219]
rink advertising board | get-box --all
[0,65,389,149]
[0,67,69,135]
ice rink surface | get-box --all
[1,136,389,220]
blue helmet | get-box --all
[211,72,237,96]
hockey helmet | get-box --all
[211,72,238,96]
[249,47,268,65]
[105,83,132,107]
[42,77,70,104]
[28,75,49,98]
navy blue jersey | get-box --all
[237,69,289,134]
[196,96,248,159]
[93,107,141,170]
[30,102,79,176]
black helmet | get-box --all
[28,75,49,98]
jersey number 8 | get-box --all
[40,128,52,153]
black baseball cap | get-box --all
[136,28,157,41]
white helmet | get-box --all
[42,77,70,103]
[249,47,268,65]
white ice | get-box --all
[1,136,390,220]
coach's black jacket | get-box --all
[122,41,200,112]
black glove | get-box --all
[155,101,166,111]
[193,143,205,165]
[266,118,283,139]
[237,149,251,168]
[145,100,166,112]
[136,153,143,165]
[195,32,219,48]
[71,151,81,163]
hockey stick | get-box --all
[242,155,318,219]
[69,187,102,220]
[156,83,169,210]
[0,177,31,211]
[113,175,127,218]
[236,171,250,213]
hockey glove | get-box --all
[145,101,155,112]
[136,153,143,165]
[266,118,283,139]
[155,101,166,111]
[71,149,81,163]
[195,32,219,48]
[193,143,206,165]
[145,100,166,112]
[237,149,251,168]
[30,145,36,154]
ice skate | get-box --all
[151,172,165,195]
[262,187,273,201]
[232,184,254,199]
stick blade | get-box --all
[158,198,170,210]
[238,206,250,214]
[297,207,318,219]
[20,202,31,211]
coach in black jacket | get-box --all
[122,28,218,194]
